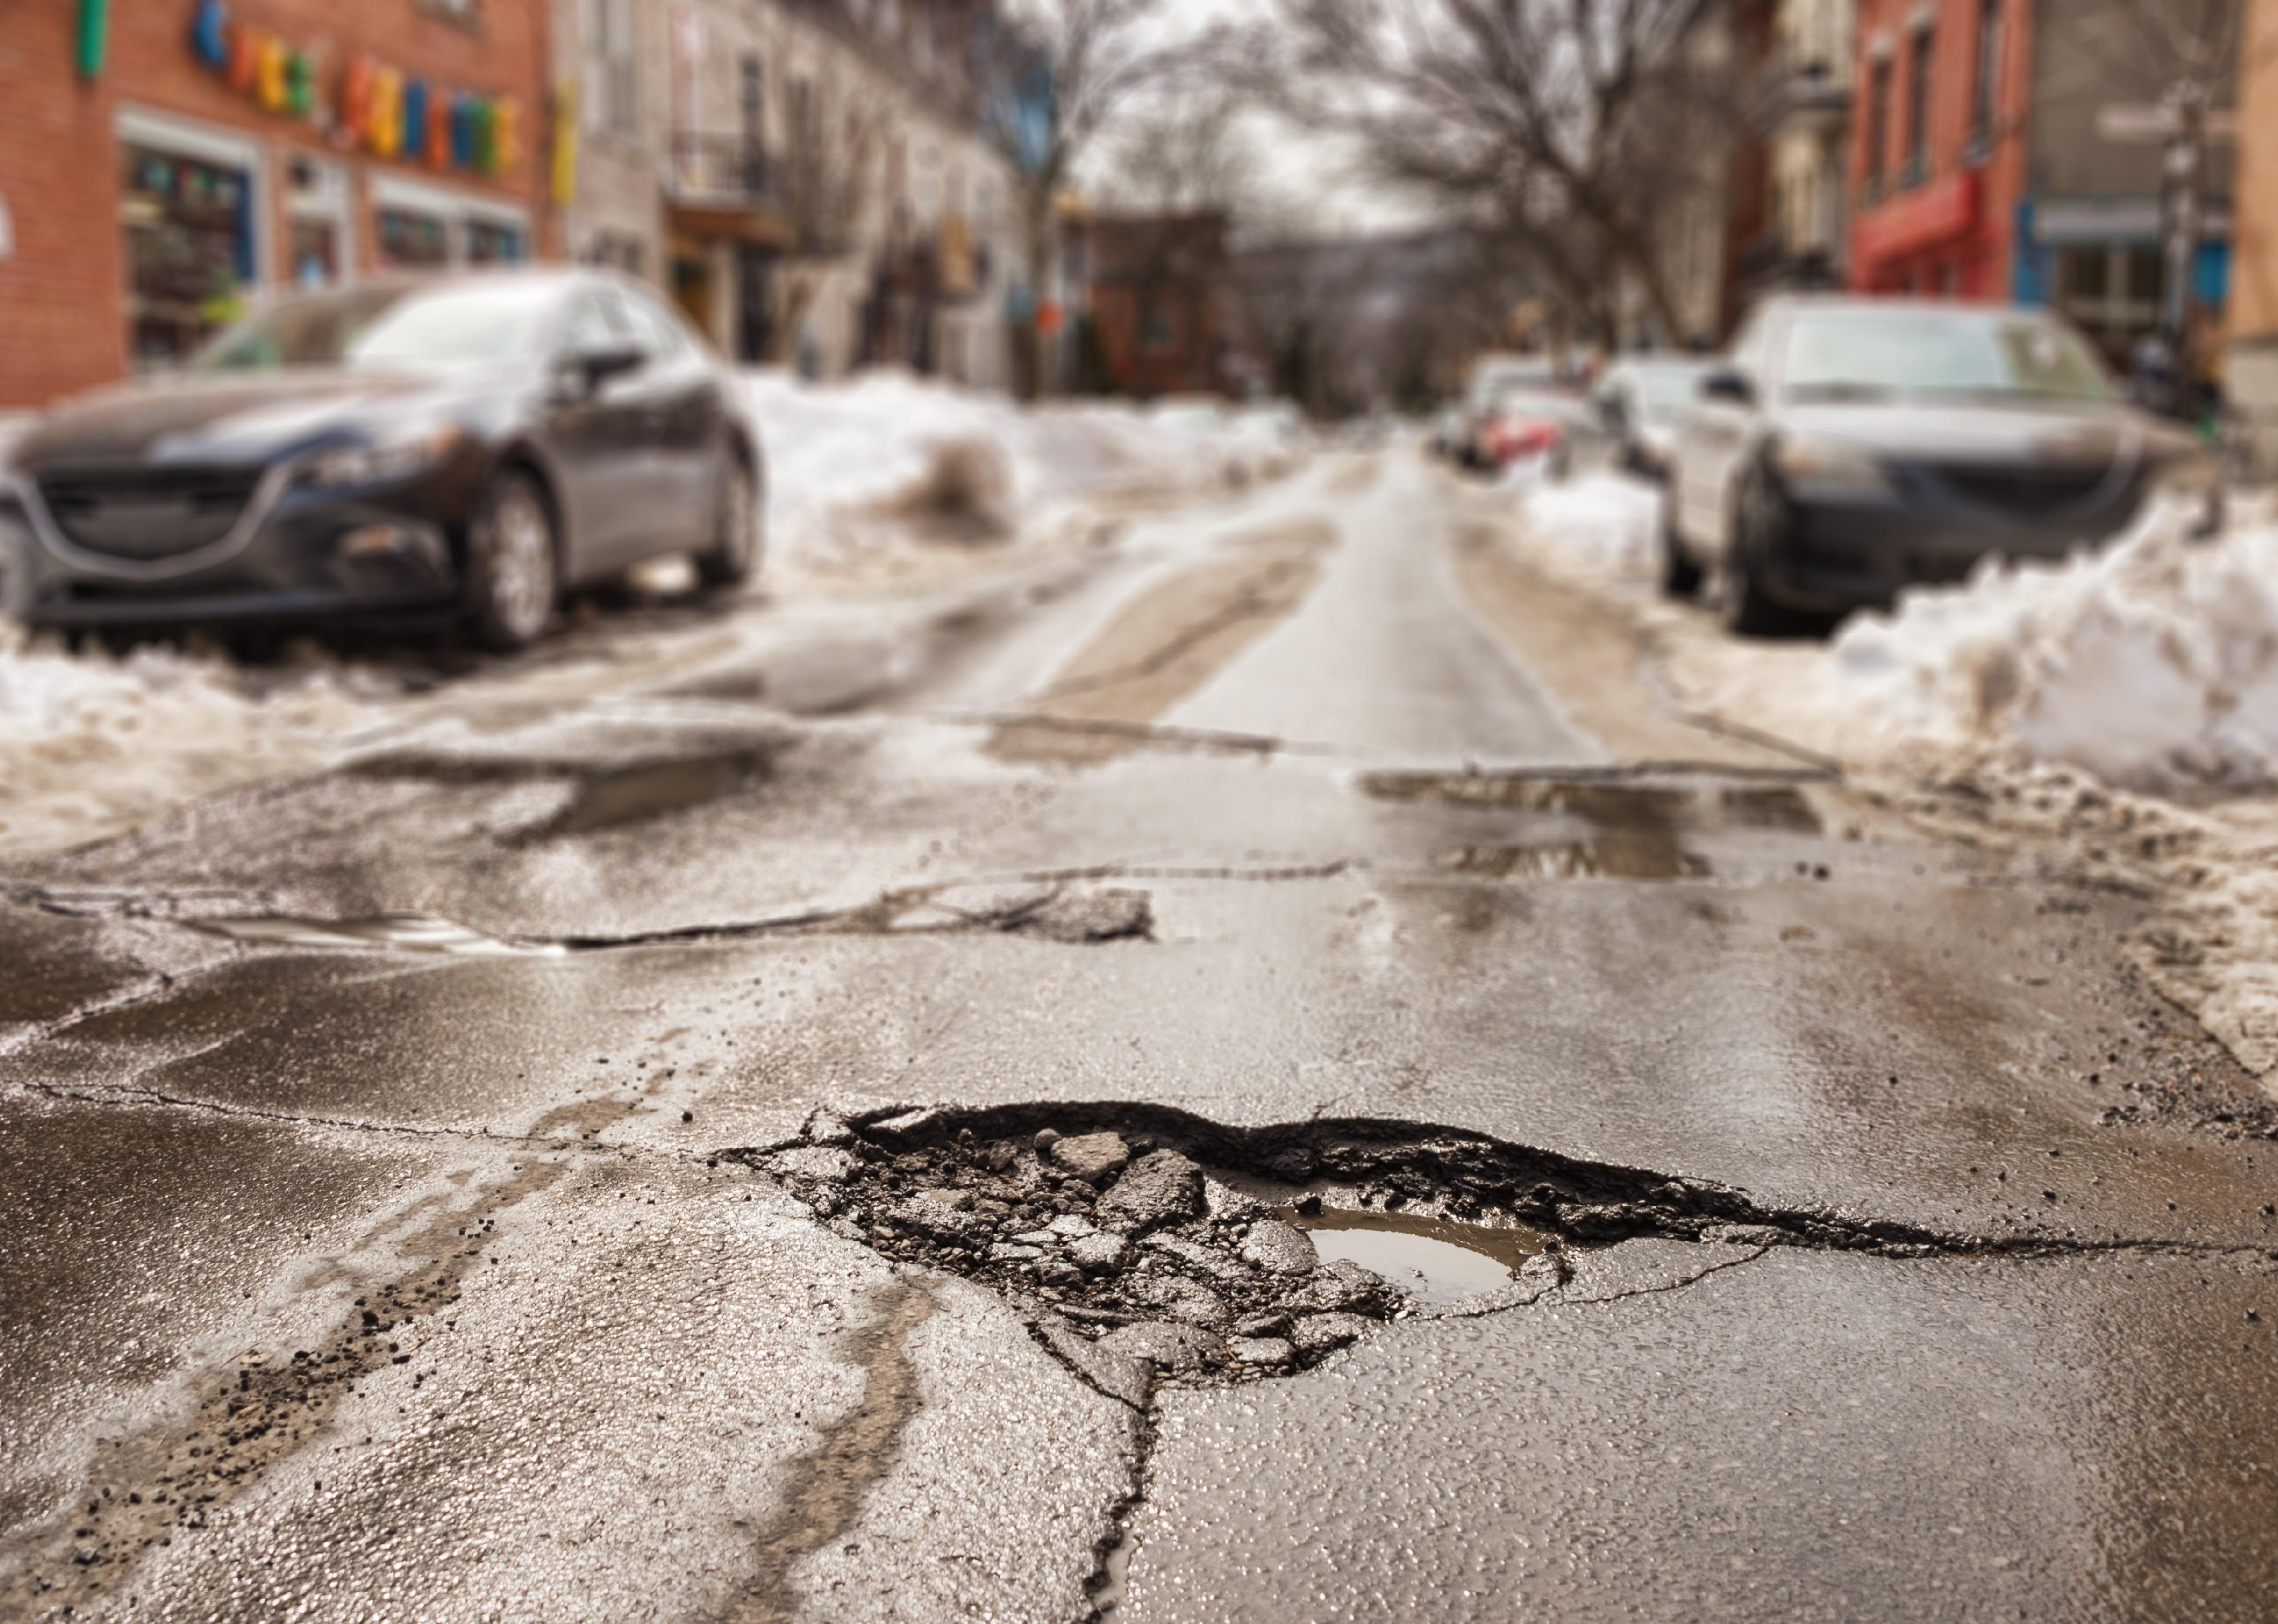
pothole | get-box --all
[1364,770,1825,883]
[742,1103,1877,1401]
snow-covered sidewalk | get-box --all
[0,379,1306,858]
[1505,463,2278,1094]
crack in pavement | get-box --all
[6,1077,670,1158]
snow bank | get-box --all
[1820,505,2278,787]
[0,627,375,856]
[1510,470,1663,586]
[1511,471,2275,792]
[745,370,1302,576]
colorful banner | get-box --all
[187,1,517,178]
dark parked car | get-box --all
[1664,296,2219,634]
[1595,356,1715,481]
[0,269,764,650]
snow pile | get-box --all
[1815,503,2278,787]
[0,627,374,856]
[745,370,1302,576]
[1509,470,1663,585]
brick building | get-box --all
[1847,0,2035,300]
[1082,212,1230,398]
[0,0,553,409]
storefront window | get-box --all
[464,219,526,264]
[119,141,254,367]
[377,208,453,270]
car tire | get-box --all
[1722,468,1799,638]
[698,452,760,589]
[464,468,558,652]
[1660,492,1704,599]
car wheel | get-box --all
[698,453,760,589]
[465,468,558,652]
[1659,491,1703,599]
[1722,468,1798,638]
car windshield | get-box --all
[192,283,558,372]
[1782,308,2112,403]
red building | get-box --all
[0,0,554,410]
[1082,211,1232,398]
[1847,0,2035,298]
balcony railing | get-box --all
[667,134,777,207]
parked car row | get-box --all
[1431,354,1594,479]
[1657,296,2220,634]
[1437,295,2222,638]
[0,269,763,651]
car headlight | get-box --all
[1771,436,1893,497]
[301,422,466,488]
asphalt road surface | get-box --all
[5,450,2277,1623]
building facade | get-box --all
[1847,0,2034,300]
[645,0,1030,386]
[1730,0,1854,316]
[0,0,553,409]
[2012,0,2238,366]
[1084,212,1231,398]
[1845,0,2238,367]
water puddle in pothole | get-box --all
[1279,1203,1548,1306]
[1361,773,1824,884]
[191,912,565,957]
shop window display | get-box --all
[119,143,254,366]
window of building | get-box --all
[585,0,638,138]
[377,208,452,270]
[1969,0,2002,152]
[373,177,529,270]
[1140,300,1174,353]
[740,54,765,152]
[1904,25,1934,186]
[116,112,261,369]
[1865,57,1892,198]
[283,154,351,289]
[464,218,525,263]
[2055,243,2165,366]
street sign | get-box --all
[2097,104,2237,143]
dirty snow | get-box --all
[0,382,1301,856]
[746,369,1302,582]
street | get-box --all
[5,445,2277,1623]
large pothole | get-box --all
[741,1103,1932,1403]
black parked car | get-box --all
[0,269,764,650]
[1663,296,2219,635]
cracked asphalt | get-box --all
[5,448,2278,1622]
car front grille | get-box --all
[1931,462,2133,520]
[35,465,265,560]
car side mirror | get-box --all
[1700,368,1754,406]
[570,344,646,394]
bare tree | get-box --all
[1216,0,1739,342]
[976,0,1180,393]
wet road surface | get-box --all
[3,449,2276,1622]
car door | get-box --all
[617,288,727,556]
[544,289,648,578]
